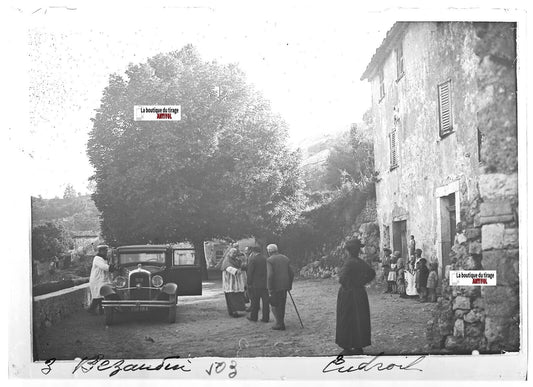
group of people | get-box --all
[380,235,438,302]
[86,239,375,356]
[218,243,294,331]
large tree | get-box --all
[87,45,303,261]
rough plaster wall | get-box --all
[372,22,481,263]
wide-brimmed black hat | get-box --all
[345,238,364,250]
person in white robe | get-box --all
[87,245,112,315]
[221,248,246,317]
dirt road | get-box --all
[34,278,436,359]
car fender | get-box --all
[100,284,116,298]
[161,282,178,295]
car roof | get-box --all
[117,245,169,252]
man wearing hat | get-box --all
[87,244,113,315]
[266,244,294,330]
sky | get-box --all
[8,1,529,199]
[15,2,398,198]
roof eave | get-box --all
[360,22,410,81]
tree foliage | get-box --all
[87,45,303,246]
[63,184,77,199]
[32,222,73,262]
[32,195,101,233]
[278,117,376,268]
[322,124,375,190]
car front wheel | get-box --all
[168,305,177,323]
[104,307,114,325]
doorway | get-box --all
[439,193,456,276]
[392,220,407,259]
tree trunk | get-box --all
[192,239,208,280]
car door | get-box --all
[168,248,202,296]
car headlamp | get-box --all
[152,275,164,288]
[114,276,127,288]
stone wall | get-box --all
[33,283,91,334]
[427,23,519,353]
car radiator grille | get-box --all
[129,271,151,300]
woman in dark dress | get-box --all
[335,238,376,355]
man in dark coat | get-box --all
[266,244,294,330]
[336,238,376,355]
[246,246,270,322]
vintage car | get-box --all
[101,244,202,325]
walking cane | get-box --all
[288,291,304,328]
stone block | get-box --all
[473,297,485,310]
[468,242,482,255]
[453,296,471,310]
[479,173,518,200]
[465,322,484,337]
[454,319,465,337]
[481,286,519,317]
[481,223,505,250]
[482,249,519,286]
[454,286,481,298]
[455,310,467,318]
[464,227,481,241]
[484,317,506,345]
[445,335,464,350]
[464,309,484,323]
[479,201,514,225]
[503,228,519,249]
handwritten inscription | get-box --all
[323,353,425,373]
[41,354,192,377]
[205,360,238,378]
[41,358,56,375]
[41,355,238,378]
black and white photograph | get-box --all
[5,0,530,381]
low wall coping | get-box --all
[33,282,90,302]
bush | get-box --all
[32,222,72,262]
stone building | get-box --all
[362,22,519,352]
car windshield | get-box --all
[119,252,165,265]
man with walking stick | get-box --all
[266,244,294,330]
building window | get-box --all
[438,80,453,137]
[396,44,404,80]
[477,128,484,163]
[389,129,399,170]
[379,69,385,101]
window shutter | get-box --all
[438,80,453,136]
[379,69,385,100]
[389,129,398,169]
[396,45,404,79]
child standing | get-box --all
[396,257,407,298]
[417,258,429,302]
[387,252,398,294]
[408,235,416,261]
[427,261,438,302]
